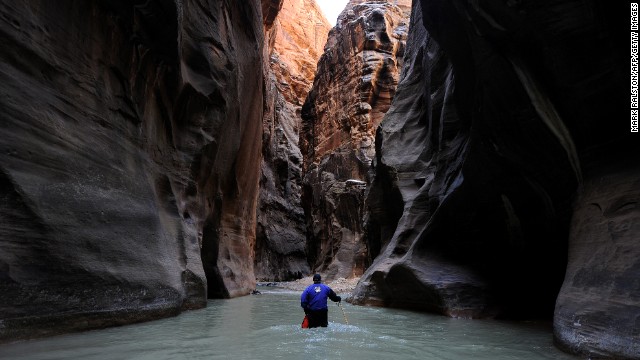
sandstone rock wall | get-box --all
[350,0,635,357]
[255,0,330,281]
[301,0,410,280]
[0,0,274,341]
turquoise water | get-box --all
[0,288,578,360]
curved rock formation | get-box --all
[301,0,411,280]
[255,0,330,281]
[350,0,635,357]
[0,0,276,341]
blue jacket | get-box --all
[301,283,340,311]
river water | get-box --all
[0,288,578,360]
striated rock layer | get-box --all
[255,0,330,281]
[351,0,635,358]
[0,0,277,341]
[301,0,411,280]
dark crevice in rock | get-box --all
[200,219,227,299]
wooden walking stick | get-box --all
[338,302,349,325]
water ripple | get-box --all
[0,293,578,360]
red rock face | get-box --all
[303,0,410,169]
[255,0,330,281]
[301,0,410,280]
[272,0,330,105]
[0,0,274,341]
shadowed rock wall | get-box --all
[351,0,635,357]
[554,164,640,359]
[301,0,411,280]
[0,0,274,341]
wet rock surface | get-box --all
[301,0,410,281]
[350,0,635,357]
[255,0,330,281]
[0,0,274,341]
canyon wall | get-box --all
[301,0,411,280]
[255,0,330,281]
[0,0,277,341]
[350,0,636,358]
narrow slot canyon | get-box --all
[0,0,636,359]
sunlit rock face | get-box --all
[301,0,411,280]
[271,0,330,105]
[0,0,273,341]
[351,0,635,357]
[255,0,330,281]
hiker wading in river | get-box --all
[300,274,341,328]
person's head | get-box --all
[313,274,321,283]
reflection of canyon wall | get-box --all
[350,0,635,358]
[255,0,330,281]
[301,0,411,280]
[0,0,278,341]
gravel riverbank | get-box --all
[258,276,360,295]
